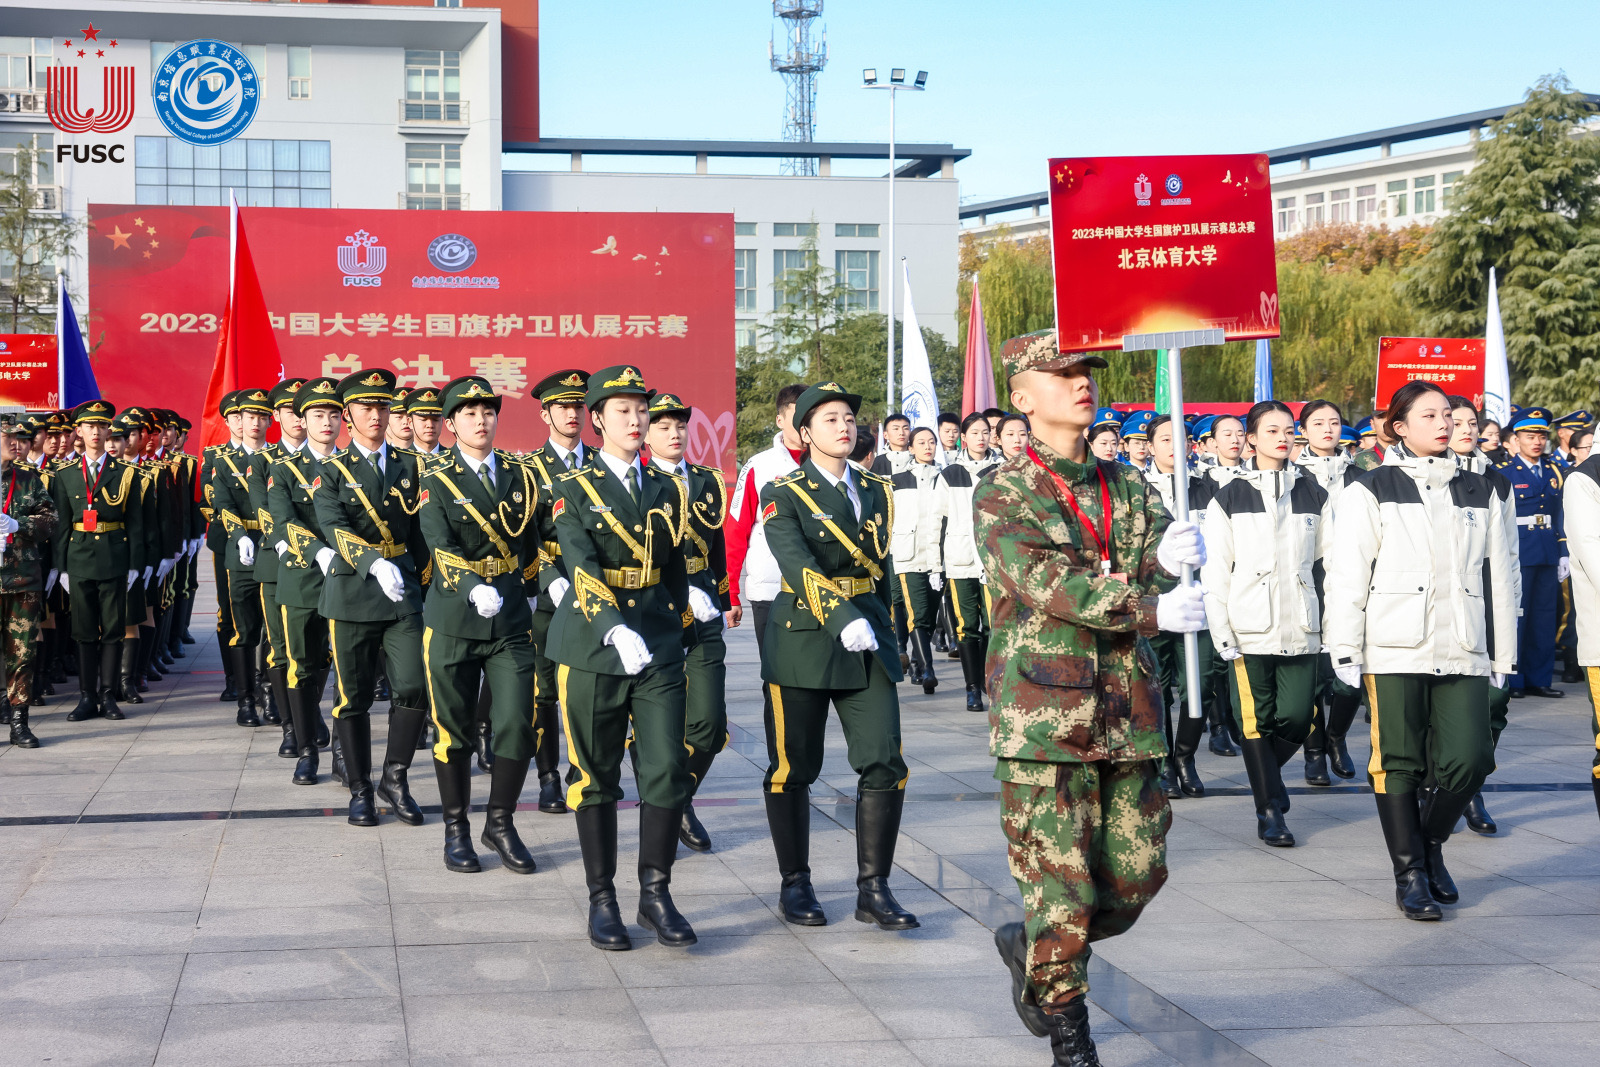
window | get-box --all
[1413,175,1435,215]
[834,249,879,311]
[1,37,51,91]
[1441,170,1464,211]
[404,50,463,121]
[0,130,55,209]
[1356,184,1378,223]
[288,46,311,99]
[734,249,757,311]
[835,223,879,238]
[1387,179,1407,217]
[773,248,815,307]
[434,0,462,7]
[1276,196,1296,234]
[134,136,331,207]
[734,222,757,236]
[1328,188,1350,223]
[405,142,463,209]
[735,319,758,350]
[1303,191,1325,227]
[773,222,818,237]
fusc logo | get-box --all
[46,24,134,135]
[153,40,260,147]
[1133,173,1153,205]
[338,231,387,288]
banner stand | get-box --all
[1124,328,1225,720]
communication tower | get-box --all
[769,1,827,175]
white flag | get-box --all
[898,259,938,432]
[1483,267,1511,426]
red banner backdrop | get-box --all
[1047,154,1279,352]
[88,206,736,468]
[0,335,59,410]
[1375,337,1485,412]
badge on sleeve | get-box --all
[761,501,778,523]
[552,497,566,520]
[420,489,430,506]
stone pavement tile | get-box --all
[0,772,111,795]
[0,1005,171,1067]
[629,981,894,1048]
[0,792,92,817]
[790,920,1000,980]
[98,769,244,792]
[156,996,409,1066]
[392,898,591,946]
[907,1033,1180,1067]
[55,819,226,851]
[842,973,1066,1040]
[1167,846,1328,884]
[191,903,394,953]
[1441,913,1600,964]
[11,872,213,914]
[1547,960,1600,991]
[396,940,620,995]
[83,788,239,816]
[210,841,387,879]
[1221,1023,1519,1066]
[1457,1022,1600,1066]
[0,953,186,1008]
[201,872,393,908]
[1119,886,1234,926]
[1162,818,1253,851]
[1130,968,1428,1030]
[1178,876,1397,922]
[1512,874,1600,909]
[1273,845,1402,881]
[38,845,219,882]
[662,1041,922,1067]
[0,909,197,960]
[384,860,577,904]
[934,849,1015,891]
[607,932,834,988]
[1244,918,1525,968]
[1349,963,1600,1023]
[404,989,658,1056]
[1092,921,1323,973]
[174,945,400,1004]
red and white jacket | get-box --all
[726,432,803,604]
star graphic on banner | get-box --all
[143,251,152,259]
[62,40,72,48]
[132,216,143,226]
[149,240,159,249]
[95,49,103,57]
[145,226,156,235]
[81,24,100,41]
[76,49,85,57]
[110,40,118,47]
[106,226,132,249]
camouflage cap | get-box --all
[268,378,308,410]
[339,369,398,406]
[1001,329,1107,380]
[441,375,502,418]
[295,376,343,415]
[647,390,692,422]
[406,386,444,416]
[0,412,20,434]
[791,381,861,428]
[585,365,649,408]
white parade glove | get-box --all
[1155,584,1206,633]
[1219,645,1243,661]
[605,625,653,675]
[929,572,944,592]
[190,537,203,557]
[1335,664,1363,689]
[688,586,720,623]
[315,547,336,575]
[1557,556,1570,582]
[45,568,58,594]
[469,584,503,618]
[0,513,17,535]
[527,596,538,613]
[1491,672,1506,689]
[126,569,139,590]
[368,557,406,603]
[237,536,255,566]
[840,617,879,652]
[0,532,7,556]
[549,577,571,608]
[1157,520,1207,574]
[156,558,173,582]
[274,541,289,558]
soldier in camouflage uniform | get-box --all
[974,331,1208,1067]
[2,413,59,746]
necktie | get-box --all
[625,466,639,502]
[368,450,382,477]
[837,476,854,518]
[565,449,578,472]
[479,463,495,496]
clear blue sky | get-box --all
[530,0,1600,204]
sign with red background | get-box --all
[1375,337,1485,412]
[88,206,736,468]
[1047,154,1279,352]
[0,335,59,410]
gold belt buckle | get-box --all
[685,556,707,574]
[624,568,643,589]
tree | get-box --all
[0,146,80,332]
[1405,75,1600,411]
[956,229,1054,404]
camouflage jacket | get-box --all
[972,437,1175,775]
[1,464,60,592]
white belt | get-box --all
[1516,515,1553,528]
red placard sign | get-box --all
[88,205,736,468]
[0,335,60,410]
[1375,337,1485,412]
[1047,154,1279,351]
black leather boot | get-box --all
[959,639,986,712]
[637,801,697,947]
[1270,736,1299,812]
[903,622,924,687]
[679,746,715,853]
[257,646,278,725]
[1463,791,1496,835]
[98,642,124,720]
[231,646,259,727]
[139,625,161,683]
[1374,791,1442,919]
[288,685,319,786]
[374,657,390,702]
[218,632,237,701]
[270,667,295,757]
[1593,776,1600,822]
[533,703,566,812]
[1303,703,1331,786]
[0,696,10,725]
[330,724,347,786]
[576,802,629,950]
[1208,692,1239,756]
[180,596,197,644]
[481,757,537,874]
[1157,756,1181,799]
[313,669,331,748]
[9,702,40,748]
[994,922,1049,1037]
[376,704,426,825]
[1241,738,1293,846]
[338,714,379,827]
[854,788,919,929]
[1326,690,1360,779]
[67,642,101,721]
[474,717,495,773]
[765,789,825,925]
[1045,995,1102,1067]
[913,629,938,694]
[435,749,481,872]
[118,639,143,704]
[1172,710,1205,798]
[1420,785,1470,904]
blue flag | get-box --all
[57,275,99,407]
[1253,339,1274,403]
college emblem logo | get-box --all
[338,231,386,288]
[427,234,477,273]
[152,40,260,147]
[1164,173,1184,196]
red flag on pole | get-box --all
[961,280,997,415]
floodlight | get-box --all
[914,70,928,88]
[863,68,877,85]
[890,69,905,83]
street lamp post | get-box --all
[863,68,926,425]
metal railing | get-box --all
[399,99,468,125]
[400,192,467,210]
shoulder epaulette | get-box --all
[858,469,893,488]
[772,469,806,486]
[555,466,587,483]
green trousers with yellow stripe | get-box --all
[1585,667,1600,783]
[558,663,692,811]
[897,571,938,632]
[1228,653,1319,744]
[1363,673,1493,796]
[259,582,286,670]
[280,604,330,687]
[948,577,988,642]
[424,627,538,762]
[762,657,908,793]
[327,615,425,717]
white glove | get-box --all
[605,625,653,675]
[1219,645,1243,661]
[527,597,538,613]
[315,547,336,575]
[0,513,17,535]
[840,617,879,652]
[45,568,58,594]
[156,558,173,582]
[126,569,139,590]
[688,586,720,623]
[368,557,406,603]
[549,577,571,608]
[929,572,944,592]
[237,536,255,566]
[1157,520,1207,574]
[1557,556,1570,582]
[1335,664,1363,689]
[189,537,203,558]
[1155,584,1206,633]
[1491,672,1506,689]
[59,573,69,594]
[143,565,154,586]
[469,584,503,618]
[275,541,289,558]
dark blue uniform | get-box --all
[1497,453,1566,689]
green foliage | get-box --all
[957,230,1054,404]
[0,146,81,333]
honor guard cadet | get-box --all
[1553,410,1591,685]
[418,376,544,875]
[209,387,275,726]
[1496,407,1568,697]
[250,378,308,750]
[314,369,431,827]
[757,382,919,932]
[546,364,708,952]
[973,331,1206,1067]
[644,390,732,853]
[267,377,342,786]
[1561,443,1600,818]
[110,410,168,704]
[50,400,149,723]
[201,392,246,701]
[1,412,59,747]
[405,386,448,456]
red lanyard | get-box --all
[3,469,15,513]
[1028,445,1114,575]
[81,453,108,503]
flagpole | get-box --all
[56,273,66,407]
[229,189,239,295]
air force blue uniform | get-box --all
[1497,451,1567,690]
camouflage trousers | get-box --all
[1001,759,1171,1006]
[1,592,44,708]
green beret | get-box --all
[791,381,862,428]
[338,368,399,405]
[534,369,590,405]
[295,377,343,415]
[441,375,502,419]
[647,391,692,422]
[585,365,649,408]
[269,378,308,410]
[406,386,444,416]
[1000,329,1107,381]
[71,399,116,426]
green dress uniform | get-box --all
[199,405,242,700]
[108,412,160,702]
[312,369,430,828]
[159,413,204,662]
[250,379,308,741]
[418,376,544,875]
[756,382,917,933]
[208,388,275,726]
[2,414,59,747]
[546,364,698,951]
[49,400,147,723]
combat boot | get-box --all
[534,702,567,813]
[1240,738,1293,847]
[1172,710,1205,798]
[1463,791,1496,835]
[480,757,537,874]
[679,746,715,853]
[636,802,697,947]
[98,642,124,720]
[1044,995,1102,1067]
[338,714,379,827]
[375,704,426,825]
[854,788,919,929]
[1325,691,1360,779]
[913,630,938,695]
[268,667,295,757]
[9,703,40,748]
[994,922,1049,1037]
[230,646,259,727]
[576,801,629,950]
[1420,785,1470,905]
[1303,704,1331,786]
[765,788,825,925]
[435,749,480,872]
[1374,791,1441,920]
[66,642,101,721]
[287,684,319,786]
[118,639,143,704]
[959,639,986,712]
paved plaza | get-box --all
[0,573,1597,1066]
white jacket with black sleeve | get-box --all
[1563,454,1600,667]
[935,454,999,580]
[890,461,945,574]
